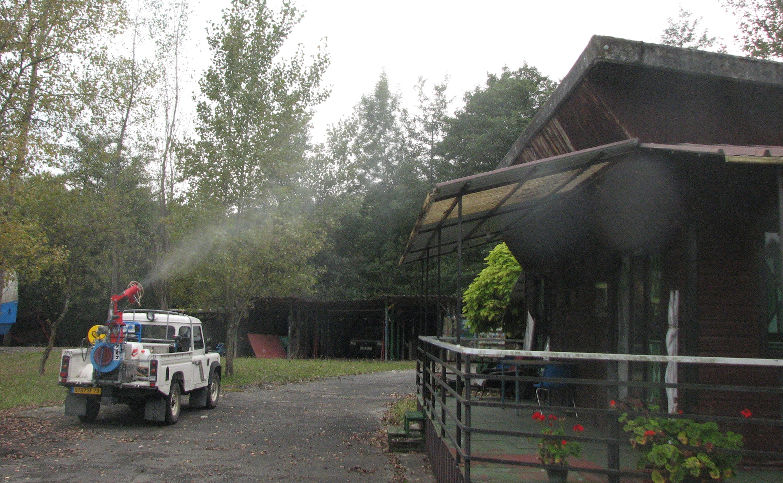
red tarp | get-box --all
[247,333,286,358]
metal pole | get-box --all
[457,194,463,344]
[437,227,442,337]
[464,353,472,483]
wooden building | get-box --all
[401,36,783,426]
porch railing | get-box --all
[416,336,783,483]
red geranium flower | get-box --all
[644,430,656,437]
[573,424,584,432]
[561,440,568,446]
[740,408,752,418]
[609,400,616,407]
[532,411,545,421]
[548,414,558,421]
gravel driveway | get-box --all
[0,369,432,482]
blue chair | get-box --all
[535,364,577,415]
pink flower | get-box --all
[740,408,752,419]
[573,424,584,432]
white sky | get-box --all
[184,0,741,141]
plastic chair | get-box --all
[535,364,577,415]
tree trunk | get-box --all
[39,292,70,375]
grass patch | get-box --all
[0,350,65,411]
[0,349,415,410]
[385,393,418,426]
[223,358,415,389]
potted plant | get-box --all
[532,410,584,482]
[617,402,745,483]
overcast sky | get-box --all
[184,0,741,140]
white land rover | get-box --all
[59,309,221,424]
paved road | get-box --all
[0,370,432,482]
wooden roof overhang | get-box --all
[400,142,783,268]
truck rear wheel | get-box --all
[79,398,100,423]
[165,380,181,424]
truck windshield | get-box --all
[140,324,175,341]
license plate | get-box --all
[73,386,101,395]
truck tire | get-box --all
[206,368,220,409]
[165,379,182,424]
[79,398,100,423]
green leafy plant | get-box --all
[617,402,744,482]
[532,411,583,466]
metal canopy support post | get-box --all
[437,227,442,337]
[457,194,463,344]
[777,167,783,424]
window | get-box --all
[193,326,204,350]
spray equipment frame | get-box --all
[107,281,144,344]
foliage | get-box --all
[181,0,329,212]
[661,8,725,51]
[462,243,522,334]
[436,65,556,180]
[0,0,125,285]
[386,393,418,426]
[310,74,428,299]
[724,0,783,60]
[531,411,583,466]
[619,402,743,482]
[180,0,328,375]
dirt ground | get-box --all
[0,369,433,482]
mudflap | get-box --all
[144,397,166,422]
[64,393,87,417]
[190,386,208,408]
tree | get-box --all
[311,74,427,299]
[0,0,124,287]
[724,0,783,59]
[661,7,725,51]
[462,243,522,334]
[413,77,450,185]
[148,0,191,309]
[436,65,556,180]
[181,0,328,375]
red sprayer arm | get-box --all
[107,282,143,343]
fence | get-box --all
[416,336,783,482]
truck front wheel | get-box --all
[165,380,181,424]
[206,369,220,409]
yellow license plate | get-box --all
[73,386,101,395]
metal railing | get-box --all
[416,336,783,482]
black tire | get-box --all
[206,369,220,409]
[165,379,182,424]
[79,398,100,423]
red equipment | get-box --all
[107,281,143,343]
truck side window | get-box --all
[193,326,204,350]
[178,326,191,351]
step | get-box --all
[387,425,425,452]
[404,410,425,432]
